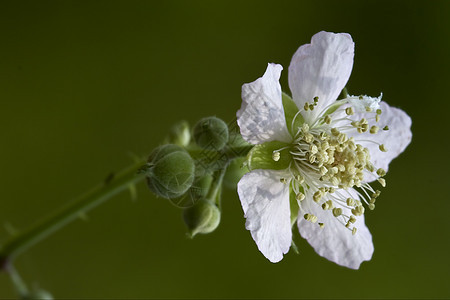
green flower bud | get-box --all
[183,199,220,237]
[164,120,191,147]
[189,174,213,201]
[223,157,249,189]
[146,144,195,199]
[193,117,229,151]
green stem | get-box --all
[206,163,228,207]
[6,265,29,299]
[0,161,146,263]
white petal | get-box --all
[298,188,373,269]
[237,63,291,144]
[348,101,412,181]
[237,169,292,262]
[288,31,354,122]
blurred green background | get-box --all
[0,0,449,298]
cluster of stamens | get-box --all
[276,95,390,235]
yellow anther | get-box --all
[304,133,314,143]
[352,205,365,216]
[331,128,340,136]
[304,102,309,111]
[361,124,369,132]
[372,190,381,198]
[379,144,387,152]
[313,190,322,202]
[326,200,334,209]
[369,203,376,210]
[383,125,389,131]
[322,202,329,210]
[366,162,375,173]
[328,187,335,193]
[304,213,318,223]
[309,104,315,110]
[359,95,363,100]
[377,168,386,177]
[310,144,318,154]
[332,207,343,217]
[376,114,381,122]
[360,118,368,125]
[272,151,280,161]
[376,109,382,115]
[280,177,288,184]
[369,198,376,204]
[337,133,348,144]
[346,198,356,206]
[349,215,356,223]
[324,115,332,124]
[370,125,379,134]
[314,96,319,103]
[320,166,328,176]
[365,106,372,112]
[309,154,316,164]
[345,107,354,115]
[295,174,304,184]
[301,123,309,132]
[296,192,305,201]
[319,222,325,229]
[351,121,358,127]
[378,178,386,187]
[319,132,329,140]
[331,177,340,186]
[352,227,357,235]
[345,222,351,228]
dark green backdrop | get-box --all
[0,0,449,298]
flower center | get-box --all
[277,95,389,234]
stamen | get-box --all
[376,168,386,177]
[379,144,387,152]
[296,192,305,201]
[272,151,280,161]
[370,126,379,134]
[332,207,342,217]
[304,213,318,223]
[352,205,365,216]
[345,107,354,115]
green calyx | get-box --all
[223,157,249,189]
[246,140,292,171]
[282,92,304,136]
[146,144,195,199]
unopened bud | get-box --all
[165,120,191,147]
[193,117,229,151]
[146,144,195,199]
[183,199,221,237]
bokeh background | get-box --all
[0,0,449,298]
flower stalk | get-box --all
[0,160,146,264]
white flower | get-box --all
[236,31,412,269]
